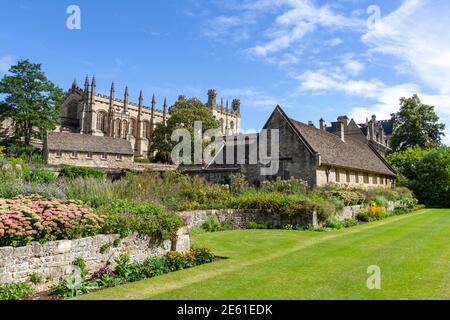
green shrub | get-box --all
[102,200,184,241]
[371,195,388,207]
[165,251,193,271]
[260,179,308,194]
[325,218,344,230]
[52,257,98,298]
[0,282,34,300]
[189,247,215,265]
[29,272,43,285]
[202,217,223,232]
[246,221,268,229]
[25,168,56,184]
[342,218,358,228]
[60,165,105,180]
[229,192,335,223]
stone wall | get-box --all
[0,228,189,291]
[181,200,405,230]
[335,201,403,221]
[179,209,318,230]
[47,150,134,169]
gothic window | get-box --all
[122,120,128,139]
[96,112,107,133]
[130,119,137,138]
[114,119,122,138]
[230,121,235,133]
[143,121,151,138]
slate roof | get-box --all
[288,117,396,176]
[46,132,134,155]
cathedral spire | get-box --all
[123,86,129,113]
[72,79,77,90]
[109,82,115,111]
[152,94,156,111]
[163,98,167,126]
[84,75,89,90]
[138,90,143,114]
[90,76,96,107]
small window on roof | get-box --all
[56,150,62,157]
[87,152,93,159]
[116,154,122,161]
[71,151,78,158]
[101,153,108,160]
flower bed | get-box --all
[0,195,103,247]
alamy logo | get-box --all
[66,5,81,30]
[366,5,381,30]
[366,265,381,290]
[170,121,280,176]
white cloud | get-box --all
[220,87,281,110]
[246,0,363,60]
[341,54,364,76]
[324,37,343,47]
[0,55,14,74]
[296,67,450,144]
[363,0,450,94]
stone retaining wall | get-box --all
[335,201,403,221]
[0,228,189,291]
[181,201,405,230]
[179,209,318,230]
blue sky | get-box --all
[1,0,449,143]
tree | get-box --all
[390,94,445,152]
[386,146,427,186]
[0,60,64,145]
[150,97,220,163]
[410,147,450,208]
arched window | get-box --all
[143,121,151,138]
[230,121,235,133]
[114,119,121,138]
[122,120,128,139]
[130,119,137,138]
[96,112,107,133]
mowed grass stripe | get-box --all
[150,209,447,299]
[80,209,449,300]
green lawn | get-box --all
[81,209,450,300]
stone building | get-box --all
[321,115,392,157]
[189,106,396,188]
[58,77,241,158]
[44,132,134,169]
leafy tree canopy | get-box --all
[409,147,450,208]
[390,94,445,152]
[150,97,220,163]
[0,59,64,145]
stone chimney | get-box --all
[207,89,217,107]
[337,121,345,142]
[319,118,325,131]
[337,115,349,127]
[370,115,376,141]
[379,127,384,144]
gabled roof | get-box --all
[267,106,396,176]
[46,132,134,155]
